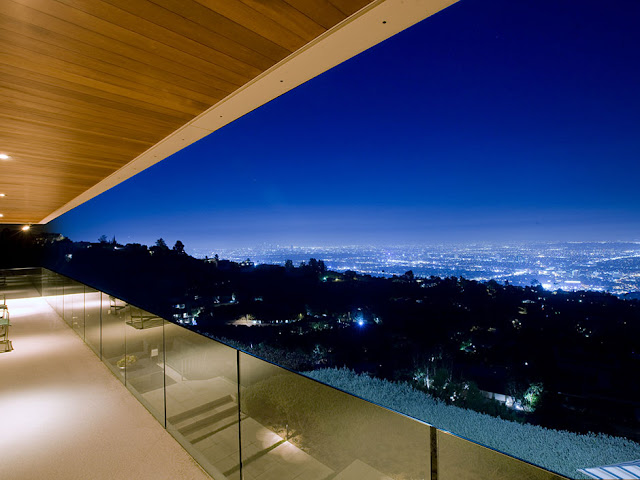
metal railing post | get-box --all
[430,426,438,480]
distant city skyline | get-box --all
[210,241,640,295]
[48,0,640,251]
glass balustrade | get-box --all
[239,351,431,480]
[35,268,570,480]
[124,304,165,424]
[84,286,101,356]
[101,291,127,384]
[437,430,567,480]
[164,320,241,480]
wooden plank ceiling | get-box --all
[0,0,375,224]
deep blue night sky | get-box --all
[49,0,640,252]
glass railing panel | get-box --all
[49,271,61,315]
[62,276,84,331]
[101,292,126,384]
[84,286,101,357]
[46,270,54,300]
[41,269,51,304]
[124,304,165,424]
[45,270,54,310]
[56,274,63,316]
[164,321,241,480]
[28,267,43,295]
[0,267,42,298]
[41,269,49,299]
[437,430,567,480]
[71,283,85,340]
[62,277,73,326]
[239,352,430,480]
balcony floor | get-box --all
[0,284,211,480]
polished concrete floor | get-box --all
[0,285,212,480]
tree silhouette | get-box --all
[98,235,108,244]
[155,238,169,250]
[173,240,185,254]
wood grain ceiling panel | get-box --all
[236,0,327,40]
[0,0,454,225]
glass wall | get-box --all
[37,268,568,480]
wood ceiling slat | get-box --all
[146,0,295,60]
[2,202,67,211]
[3,157,118,176]
[0,194,70,204]
[0,14,237,98]
[4,151,125,174]
[1,29,227,106]
[1,182,88,199]
[2,97,165,144]
[3,198,71,206]
[0,7,248,89]
[0,125,144,154]
[4,159,122,181]
[95,0,288,66]
[0,81,180,133]
[4,0,258,82]
[3,145,126,169]
[194,0,308,51]
[12,154,122,171]
[327,0,372,16]
[0,109,157,146]
[0,67,195,123]
[0,110,155,149]
[283,0,348,30]
[42,0,267,76]
[3,165,117,182]
[239,0,326,40]
[0,48,210,117]
[2,173,107,188]
[0,129,147,161]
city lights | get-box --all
[211,242,640,295]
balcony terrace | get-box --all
[2,2,634,479]
[0,270,210,479]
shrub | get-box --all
[305,368,640,479]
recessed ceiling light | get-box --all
[0,154,10,160]
[0,193,5,197]
[0,214,4,217]
[22,225,31,231]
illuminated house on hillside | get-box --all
[0,1,573,479]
